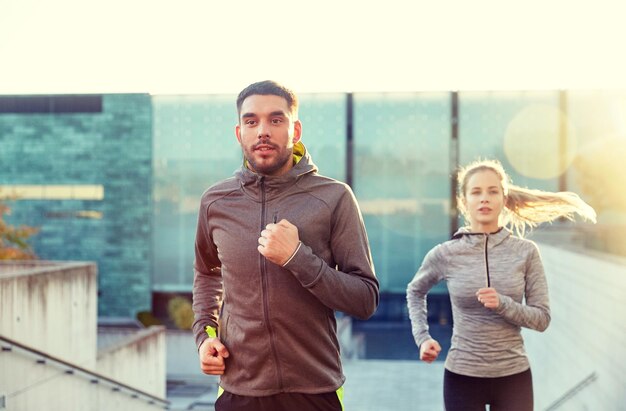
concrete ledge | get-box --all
[0,260,97,366]
[97,326,167,397]
[0,260,96,278]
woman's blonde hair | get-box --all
[457,159,597,237]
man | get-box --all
[192,80,379,411]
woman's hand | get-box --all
[419,338,442,363]
[476,287,500,309]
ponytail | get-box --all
[503,185,597,237]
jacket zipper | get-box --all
[484,233,491,287]
[259,177,284,389]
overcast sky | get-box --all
[1,0,625,95]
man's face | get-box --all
[235,94,302,177]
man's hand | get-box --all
[258,219,300,265]
[199,337,230,375]
[476,287,500,309]
[420,338,441,363]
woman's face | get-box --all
[463,169,505,232]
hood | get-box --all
[235,141,318,201]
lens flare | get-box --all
[503,104,577,179]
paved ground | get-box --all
[166,321,449,410]
[343,360,445,411]
[167,359,446,411]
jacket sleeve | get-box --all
[494,242,551,331]
[406,245,445,347]
[283,186,379,320]
[191,199,224,349]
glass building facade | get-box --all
[0,94,153,317]
[152,90,619,291]
[2,90,623,357]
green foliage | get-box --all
[0,192,39,260]
[167,296,194,330]
[136,311,164,327]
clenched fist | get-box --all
[199,337,230,375]
[258,219,300,265]
[420,338,441,363]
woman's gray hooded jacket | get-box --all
[407,227,550,378]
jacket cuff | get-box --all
[282,241,302,267]
[495,294,512,314]
[283,242,324,287]
[417,334,433,348]
[196,325,217,351]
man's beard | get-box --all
[244,146,293,176]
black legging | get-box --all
[215,390,342,411]
[444,368,533,411]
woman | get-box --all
[406,159,596,411]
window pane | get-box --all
[152,95,241,290]
[353,92,451,293]
[298,94,346,182]
[459,91,560,192]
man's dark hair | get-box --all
[236,80,299,118]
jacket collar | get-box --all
[235,141,317,201]
[451,226,511,248]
